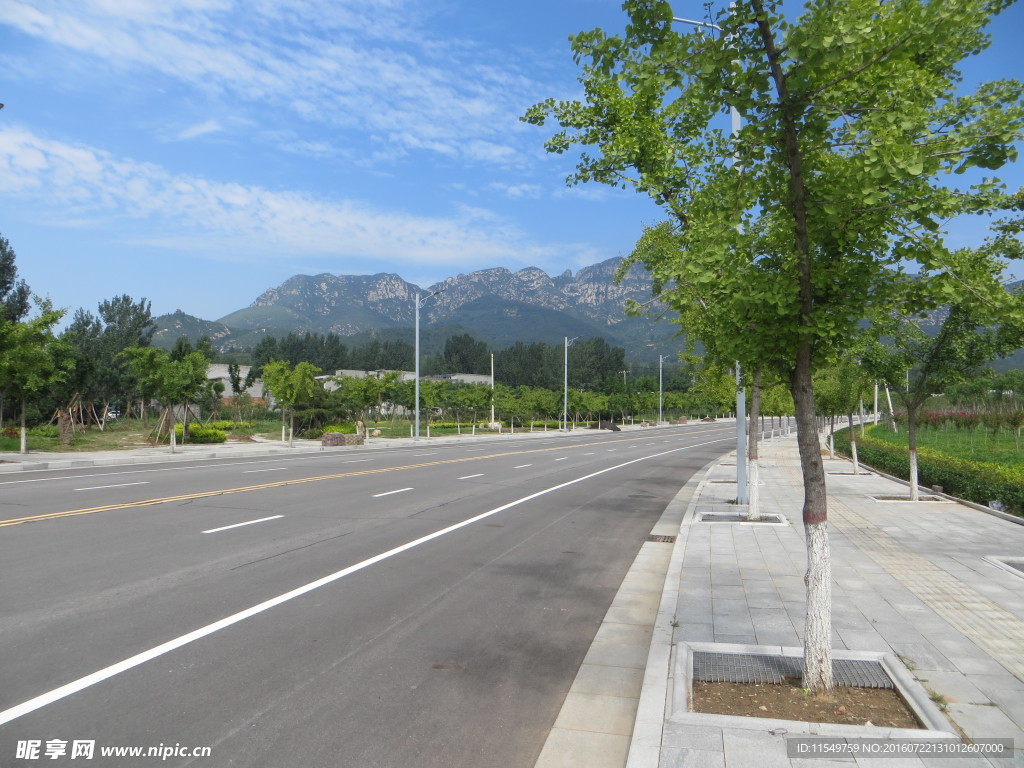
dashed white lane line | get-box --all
[513,464,532,469]
[373,488,413,498]
[74,482,150,491]
[242,468,287,473]
[0,435,731,727]
[555,457,568,461]
[203,515,284,534]
[458,474,484,480]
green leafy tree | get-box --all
[0,300,72,452]
[0,233,31,324]
[261,360,323,446]
[863,249,1024,499]
[524,0,1024,692]
[62,295,154,422]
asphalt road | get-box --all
[0,424,733,768]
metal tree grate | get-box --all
[646,534,677,543]
[693,652,893,689]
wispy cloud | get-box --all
[0,0,542,164]
[0,127,569,271]
[175,119,223,140]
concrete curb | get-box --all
[533,451,725,768]
[624,454,723,768]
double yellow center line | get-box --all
[0,428,725,528]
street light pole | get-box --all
[674,13,747,502]
[658,354,669,424]
[563,336,579,432]
[413,288,445,441]
[414,291,421,441]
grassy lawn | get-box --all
[0,417,284,453]
[863,422,1024,469]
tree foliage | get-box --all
[0,233,31,323]
[524,0,1024,692]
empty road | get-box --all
[0,424,733,767]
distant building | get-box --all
[319,370,491,388]
[206,363,264,398]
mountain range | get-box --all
[152,258,683,361]
[151,261,1024,371]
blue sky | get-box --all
[1,0,1022,325]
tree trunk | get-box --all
[289,412,294,448]
[848,411,859,475]
[20,401,28,454]
[792,351,834,694]
[59,408,72,446]
[907,405,920,502]
[747,369,762,520]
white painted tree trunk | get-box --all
[803,519,834,691]
[909,449,919,502]
[851,439,859,475]
[747,459,760,521]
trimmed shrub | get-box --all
[323,423,358,434]
[208,420,252,431]
[173,424,227,444]
[27,425,59,438]
[834,428,1022,517]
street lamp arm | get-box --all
[671,16,722,32]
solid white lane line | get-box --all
[242,468,287,474]
[202,515,284,534]
[458,474,484,480]
[73,482,150,491]
[0,435,731,727]
[373,488,413,498]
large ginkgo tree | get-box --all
[524,0,1023,692]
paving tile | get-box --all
[553,691,639,736]
[570,663,645,698]
[946,702,1024,741]
[534,727,630,768]
[583,642,649,670]
[722,728,793,768]
[661,747,726,768]
[915,671,992,706]
[592,621,653,648]
[661,722,725,752]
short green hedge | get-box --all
[322,423,358,434]
[173,424,227,444]
[834,428,1023,517]
[208,420,252,431]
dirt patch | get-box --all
[692,679,921,728]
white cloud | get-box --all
[175,119,223,140]
[0,127,561,271]
[0,0,541,164]
[489,182,542,199]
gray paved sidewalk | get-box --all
[536,432,1024,768]
[630,434,1024,767]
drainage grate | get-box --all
[646,534,677,543]
[693,651,893,689]
[699,513,784,524]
